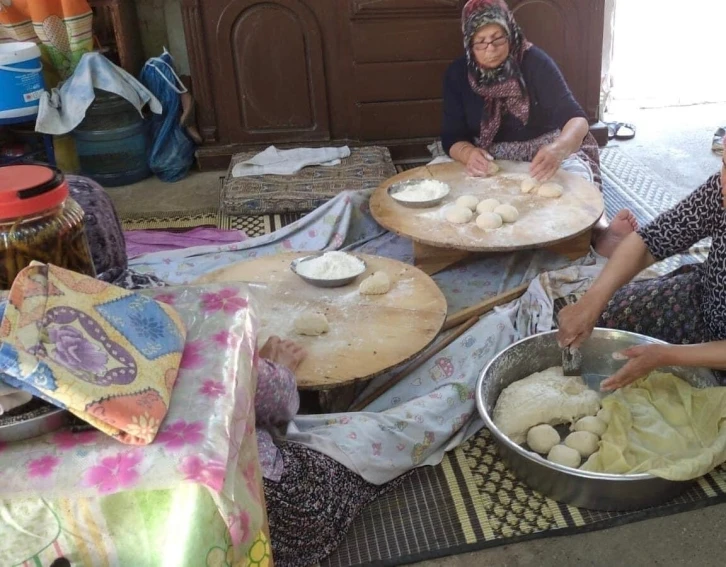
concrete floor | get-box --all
[415,103,726,567]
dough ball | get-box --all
[547,444,581,468]
[493,204,519,223]
[455,195,479,211]
[359,271,391,295]
[596,407,612,424]
[444,205,474,224]
[573,415,607,437]
[487,161,501,175]
[521,177,538,194]
[476,198,501,214]
[476,212,503,230]
[564,431,599,457]
[294,312,329,336]
[537,182,564,198]
[526,424,560,454]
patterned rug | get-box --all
[221,146,397,215]
[320,148,714,567]
[119,177,306,236]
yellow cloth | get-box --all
[582,372,726,480]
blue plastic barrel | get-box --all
[0,42,45,120]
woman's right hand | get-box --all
[463,146,495,177]
[557,297,603,349]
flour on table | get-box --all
[295,251,365,280]
[392,180,449,202]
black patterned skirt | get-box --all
[263,442,405,567]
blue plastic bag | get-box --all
[139,50,196,182]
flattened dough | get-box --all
[537,182,564,198]
[444,205,474,224]
[359,271,391,295]
[294,312,329,336]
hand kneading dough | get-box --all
[476,212,503,230]
[445,205,474,224]
[359,271,391,295]
[564,431,599,457]
[476,198,501,214]
[526,424,560,454]
[455,195,479,211]
[537,182,563,198]
[487,161,501,175]
[493,204,519,223]
[547,444,581,468]
[521,177,538,194]
[294,312,329,336]
[573,415,607,437]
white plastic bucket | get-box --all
[0,42,45,120]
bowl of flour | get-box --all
[388,179,450,208]
[291,251,367,288]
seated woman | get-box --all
[557,154,726,391]
[442,0,636,257]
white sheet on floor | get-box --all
[36,52,162,135]
[231,145,351,177]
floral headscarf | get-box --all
[462,0,532,150]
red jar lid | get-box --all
[0,165,68,220]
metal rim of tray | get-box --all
[476,328,666,482]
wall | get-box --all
[133,0,190,75]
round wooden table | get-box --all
[196,253,448,391]
[370,161,604,273]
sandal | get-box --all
[613,122,636,141]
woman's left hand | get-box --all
[530,142,568,182]
[600,344,669,392]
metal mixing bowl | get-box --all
[290,253,367,288]
[388,179,451,208]
[476,328,718,511]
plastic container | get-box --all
[0,164,96,289]
[0,42,45,120]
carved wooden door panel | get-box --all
[508,0,604,122]
[201,0,330,145]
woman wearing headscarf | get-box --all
[442,0,636,257]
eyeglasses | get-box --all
[472,36,508,52]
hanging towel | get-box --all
[231,145,351,177]
[35,52,162,135]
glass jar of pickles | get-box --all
[0,165,96,290]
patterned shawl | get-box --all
[462,0,532,150]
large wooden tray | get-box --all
[196,253,448,390]
[370,161,604,253]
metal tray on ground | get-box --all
[476,328,717,511]
[0,399,69,443]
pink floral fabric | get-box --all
[0,283,264,549]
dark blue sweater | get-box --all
[441,46,587,155]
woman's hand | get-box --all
[600,344,669,391]
[464,146,496,177]
[530,142,568,182]
[557,298,603,349]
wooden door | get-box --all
[508,0,604,122]
[194,0,331,145]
